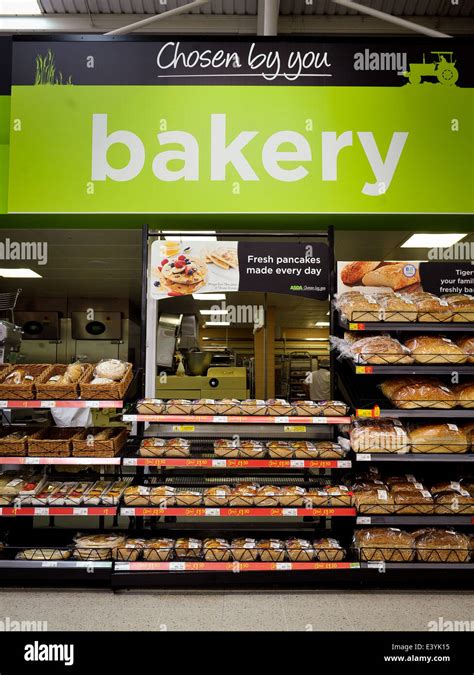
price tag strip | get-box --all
[119,561,361,572]
[119,507,356,517]
[126,458,352,469]
[123,414,351,425]
[0,456,121,466]
[0,400,123,409]
[0,507,117,517]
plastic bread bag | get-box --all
[350,418,410,454]
[335,291,381,322]
[93,359,129,381]
[382,380,456,410]
[348,335,414,365]
[377,292,417,322]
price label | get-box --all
[357,454,372,462]
[356,408,380,418]
[40,401,56,408]
[41,561,58,568]
[34,508,49,516]
[204,508,220,516]
[339,461,352,468]
[211,459,226,468]
[169,562,186,571]
[275,562,292,571]
[0,401,9,408]
[74,508,88,516]
[284,426,306,433]
[172,425,195,432]
[357,517,372,525]
[275,416,289,423]
[26,457,41,465]
[121,508,135,516]
[122,458,137,466]
[213,416,227,423]
[115,562,130,571]
[282,508,297,516]
[290,460,305,468]
[355,365,373,375]
[88,401,101,408]
[349,322,365,331]
[122,415,134,422]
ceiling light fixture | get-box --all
[315,321,330,327]
[401,234,467,248]
[193,293,226,301]
[205,321,231,326]
[0,268,42,278]
[0,0,41,14]
[305,338,329,341]
[200,309,229,315]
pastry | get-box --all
[143,538,175,561]
[341,261,380,286]
[254,485,281,507]
[361,263,420,291]
[353,528,415,562]
[203,538,230,561]
[414,529,470,563]
[350,336,413,365]
[175,538,202,559]
[94,359,128,381]
[203,485,231,507]
[286,538,313,562]
[453,383,474,409]
[350,418,410,454]
[266,441,294,459]
[228,482,258,507]
[258,539,286,562]
[213,438,240,458]
[455,336,474,363]
[150,485,176,507]
[404,336,467,364]
[409,424,468,454]
[313,538,345,562]
[279,485,306,507]
[175,489,202,506]
[238,440,266,459]
[230,538,259,562]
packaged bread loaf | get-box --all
[414,529,470,563]
[113,538,145,562]
[165,399,193,415]
[203,538,230,561]
[350,336,414,365]
[350,418,410,453]
[444,294,474,322]
[266,440,294,459]
[213,438,239,458]
[455,336,474,363]
[409,424,468,454]
[361,263,420,292]
[240,399,267,416]
[318,400,349,416]
[409,292,452,322]
[316,441,346,459]
[230,537,258,562]
[258,539,286,562]
[382,378,456,409]
[286,538,313,562]
[175,538,202,559]
[266,399,295,416]
[278,485,306,507]
[254,485,281,507]
[393,489,434,514]
[238,440,266,459]
[16,548,71,561]
[213,399,242,415]
[404,336,467,364]
[292,440,318,459]
[377,293,417,321]
[136,398,165,415]
[124,485,151,506]
[139,438,166,458]
[353,528,415,562]
[293,400,322,416]
[150,485,176,507]
[143,538,174,561]
[453,383,474,409]
[73,533,126,561]
[338,292,381,322]
[203,485,231,507]
[192,399,219,416]
[175,488,202,506]
[228,482,258,507]
[354,488,395,514]
[313,537,345,562]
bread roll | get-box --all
[453,383,474,409]
[341,261,380,286]
[361,263,420,291]
[409,424,468,453]
[404,336,467,364]
[455,336,474,363]
[350,336,413,365]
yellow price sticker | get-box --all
[172,425,195,432]
[284,425,307,432]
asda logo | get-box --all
[91,113,408,196]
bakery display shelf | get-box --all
[0,400,123,409]
[120,507,356,517]
[359,562,474,571]
[124,457,352,469]
[356,515,474,526]
[349,362,474,376]
[0,559,112,569]
[0,455,122,465]
[357,408,474,419]
[355,452,474,463]
[0,506,117,517]
[339,316,474,333]
[114,561,360,573]
[124,414,351,425]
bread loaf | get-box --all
[350,418,410,453]
[341,261,380,286]
[203,538,230,561]
[338,293,381,322]
[143,538,174,561]
[355,488,395,514]
[286,538,313,562]
[228,482,258,507]
[455,336,474,363]
[377,293,417,322]
[230,538,258,562]
[279,485,306,507]
[445,294,474,322]
[361,263,420,291]
[453,383,474,409]
[404,336,467,364]
[385,380,456,409]
[409,424,468,453]
[410,293,453,322]
[353,528,415,562]
[258,539,286,562]
[414,529,470,563]
[313,538,345,562]
[203,485,232,506]
[350,336,413,365]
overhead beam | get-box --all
[0,14,472,35]
[262,0,280,37]
[105,0,210,36]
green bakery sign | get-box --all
[6,39,474,214]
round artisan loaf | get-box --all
[404,336,467,364]
[455,336,474,363]
[409,423,468,453]
[452,383,474,409]
[386,380,456,409]
[351,336,413,365]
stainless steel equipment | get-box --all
[156,314,182,368]
[0,321,22,363]
[71,311,122,340]
[16,311,60,340]
[184,349,213,376]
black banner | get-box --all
[238,241,329,299]
[0,37,12,95]
[420,263,474,296]
[11,37,473,87]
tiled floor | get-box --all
[0,589,472,631]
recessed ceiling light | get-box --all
[0,268,42,278]
[401,234,467,248]
[193,294,226,300]
[163,231,217,242]
[305,338,328,341]
[315,321,330,327]
[0,0,41,14]
[205,321,231,326]
[326,311,330,316]
[200,309,229,315]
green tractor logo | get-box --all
[403,51,459,86]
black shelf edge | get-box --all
[356,515,474,526]
[357,409,474,418]
[350,362,474,375]
[339,317,474,333]
[360,562,474,570]
[354,453,474,463]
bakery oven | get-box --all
[69,311,130,363]
[15,311,66,364]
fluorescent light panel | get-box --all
[200,310,229,315]
[0,0,41,14]
[193,294,226,300]
[401,234,467,248]
[0,268,42,278]
[315,321,330,327]
[205,321,230,326]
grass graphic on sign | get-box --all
[34,50,72,86]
